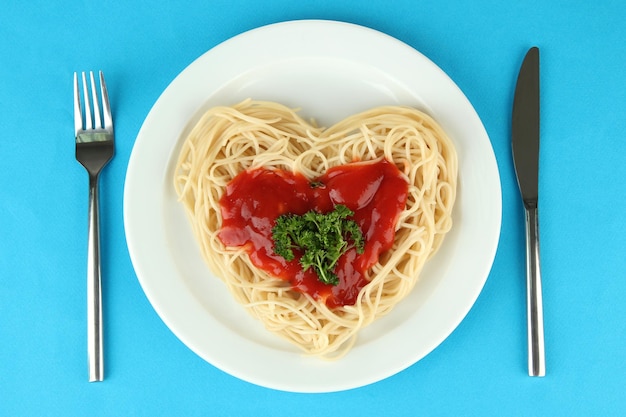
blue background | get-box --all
[1,1,625,416]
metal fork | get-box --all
[74,71,115,382]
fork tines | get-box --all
[73,71,113,137]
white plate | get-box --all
[124,20,501,393]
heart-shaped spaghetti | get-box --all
[173,99,457,359]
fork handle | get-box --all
[87,173,104,382]
[524,206,545,377]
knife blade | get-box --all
[512,46,546,377]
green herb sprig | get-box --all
[271,204,365,286]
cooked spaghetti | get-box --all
[173,99,457,359]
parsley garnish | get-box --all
[271,205,365,286]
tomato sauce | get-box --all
[218,159,409,308]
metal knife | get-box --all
[512,46,545,377]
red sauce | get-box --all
[218,159,409,308]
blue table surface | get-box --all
[1,1,625,416]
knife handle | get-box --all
[524,205,545,376]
